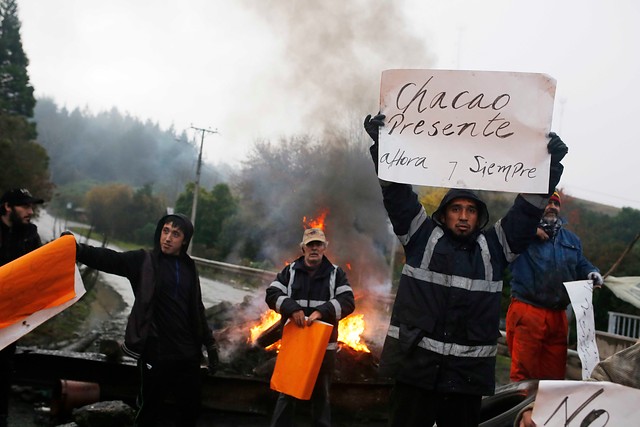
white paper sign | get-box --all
[377,69,556,193]
[533,380,640,426]
[564,280,600,379]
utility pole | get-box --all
[189,125,218,254]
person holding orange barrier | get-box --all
[265,228,355,427]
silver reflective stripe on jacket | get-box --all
[493,219,518,262]
[387,325,497,358]
[269,262,349,350]
[405,227,503,292]
[397,205,428,245]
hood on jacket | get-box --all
[153,213,194,255]
[432,188,490,231]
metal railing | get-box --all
[192,256,277,281]
[607,311,640,339]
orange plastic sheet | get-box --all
[270,319,333,400]
[0,235,85,350]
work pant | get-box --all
[270,349,335,427]
[388,381,482,427]
[135,358,202,427]
[506,298,568,382]
[0,343,16,426]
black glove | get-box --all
[547,132,568,164]
[363,113,386,144]
[206,344,219,375]
[546,132,568,195]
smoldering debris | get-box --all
[205,297,384,383]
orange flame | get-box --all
[303,209,329,231]
[338,314,370,353]
[250,309,281,346]
[249,310,371,353]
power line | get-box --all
[189,125,218,254]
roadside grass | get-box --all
[17,273,97,347]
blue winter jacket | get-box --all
[509,219,598,310]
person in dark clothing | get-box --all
[364,113,569,427]
[0,188,44,427]
[71,213,218,427]
[265,228,355,427]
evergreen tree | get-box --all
[0,0,35,118]
[0,0,51,198]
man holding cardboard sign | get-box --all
[265,228,355,427]
[364,71,567,425]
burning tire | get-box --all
[479,380,539,427]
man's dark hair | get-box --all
[165,215,188,234]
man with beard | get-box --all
[363,113,568,427]
[0,188,44,427]
[506,190,602,382]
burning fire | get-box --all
[303,209,328,230]
[250,309,370,353]
[250,309,282,350]
[338,314,370,353]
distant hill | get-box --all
[568,196,621,216]
[33,97,231,203]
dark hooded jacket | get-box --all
[378,183,544,396]
[76,214,214,360]
[0,221,42,266]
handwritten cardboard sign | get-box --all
[377,69,556,193]
[564,280,599,379]
[533,380,640,426]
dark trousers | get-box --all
[135,358,202,427]
[0,343,16,426]
[270,350,335,427]
[388,381,482,427]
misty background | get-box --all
[1,0,638,351]
[18,0,640,210]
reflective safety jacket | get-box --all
[379,184,545,396]
[509,220,598,310]
[265,255,355,348]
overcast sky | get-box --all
[18,0,640,210]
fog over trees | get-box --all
[33,97,228,204]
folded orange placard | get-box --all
[270,319,333,400]
[0,235,77,329]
